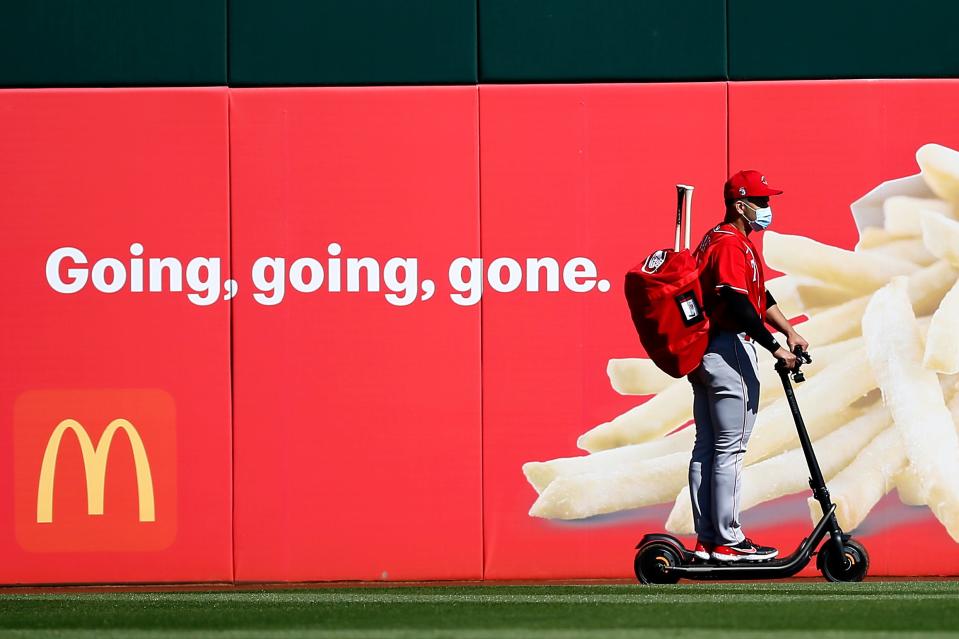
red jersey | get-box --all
[693,222,766,331]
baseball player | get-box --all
[687,170,809,562]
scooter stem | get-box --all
[776,352,848,564]
[776,363,828,499]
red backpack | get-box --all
[624,185,710,378]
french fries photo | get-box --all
[522,143,959,546]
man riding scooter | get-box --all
[687,170,809,562]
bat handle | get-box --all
[674,185,685,252]
[675,184,695,251]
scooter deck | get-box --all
[672,545,813,580]
[637,504,837,581]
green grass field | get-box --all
[1,582,958,638]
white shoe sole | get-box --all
[711,550,779,562]
[693,550,710,560]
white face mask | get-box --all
[742,202,773,232]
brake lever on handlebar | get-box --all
[788,346,811,383]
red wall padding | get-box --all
[479,83,728,579]
[0,89,233,584]
[229,87,483,582]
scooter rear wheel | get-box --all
[818,539,869,582]
[634,543,681,585]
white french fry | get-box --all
[808,428,906,531]
[523,427,694,494]
[576,381,692,452]
[606,358,676,396]
[862,238,936,266]
[797,261,954,349]
[664,487,695,536]
[907,260,959,316]
[766,275,852,317]
[862,277,959,541]
[882,196,953,235]
[529,451,689,520]
[903,384,959,505]
[920,210,959,267]
[855,226,914,250]
[796,280,868,309]
[895,464,925,507]
[764,276,804,318]
[923,278,959,374]
[949,385,959,428]
[745,351,875,464]
[667,403,889,535]
[764,231,918,295]
[917,143,959,204]
[777,259,951,348]
[790,297,869,346]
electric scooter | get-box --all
[633,348,870,583]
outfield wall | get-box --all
[2,3,959,585]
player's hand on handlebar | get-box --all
[773,346,799,369]
[786,331,809,356]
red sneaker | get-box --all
[693,540,713,560]
[711,538,778,562]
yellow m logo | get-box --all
[36,418,155,524]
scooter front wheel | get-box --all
[634,543,681,585]
[818,538,869,582]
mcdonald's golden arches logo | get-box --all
[37,418,155,524]
[15,389,177,552]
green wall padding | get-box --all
[478,0,726,82]
[0,0,226,86]
[729,1,959,80]
[229,0,477,86]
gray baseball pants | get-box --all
[686,330,760,546]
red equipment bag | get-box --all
[624,185,710,378]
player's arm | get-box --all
[717,286,780,353]
[765,291,810,353]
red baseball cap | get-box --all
[724,170,783,200]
